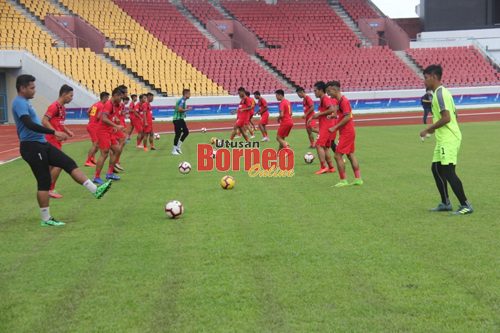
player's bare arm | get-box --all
[85,108,92,116]
[102,113,124,132]
[329,113,350,133]
[303,105,315,119]
[420,109,450,137]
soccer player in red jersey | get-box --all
[93,88,124,183]
[254,91,269,142]
[85,91,109,167]
[41,84,74,198]
[275,89,293,151]
[134,94,146,148]
[230,87,250,142]
[114,96,128,170]
[296,87,318,148]
[245,91,256,137]
[308,81,337,175]
[127,94,137,140]
[326,81,362,186]
[142,92,156,151]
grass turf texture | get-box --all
[1,121,500,332]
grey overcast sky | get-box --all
[371,0,420,18]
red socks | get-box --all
[107,166,114,175]
[94,169,101,179]
[50,182,55,191]
[340,171,346,180]
[320,161,326,169]
[354,169,361,178]
[327,161,334,169]
[86,156,92,163]
[230,135,234,140]
[116,156,120,164]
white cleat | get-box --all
[176,147,182,154]
[172,150,180,155]
[137,144,144,148]
[250,135,255,139]
[234,136,241,139]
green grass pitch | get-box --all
[1,121,500,332]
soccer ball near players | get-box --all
[154,133,160,140]
[211,149,217,158]
[165,200,183,218]
[178,161,191,174]
[221,175,235,190]
[304,152,315,164]
[210,137,217,144]
[201,127,207,133]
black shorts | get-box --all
[20,141,78,191]
[173,119,188,132]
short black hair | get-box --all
[123,97,130,102]
[426,88,431,92]
[296,87,305,93]
[139,94,145,100]
[182,89,190,95]
[245,91,250,97]
[16,74,36,93]
[275,89,284,96]
[238,87,246,92]
[326,81,341,89]
[131,94,137,99]
[112,88,123,96]
[254,91,261,96]
[314,81,326,93]
[146,92,154,97]
[100,91,110,100]
[117,85,128,93]
[423,64,443,81]
[59,84,73,97]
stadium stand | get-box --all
[182,0,225,27]
[338,0,379,23]
[222,0,422,91]
[56,0,225,95]
[406,46,500,86]
[114,0,288,93]
[17,0,62,21]
[0,0,145,94]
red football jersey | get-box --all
[337,96,355,134]
[116,102,126,126]
[303,95,314,118]
[44,101,66,132]
[88,101,103,126]
[258,97,268,114]
[129,101,136,119]
[98,100,119,133]
[317,95,337,129]
[279,99,293,125]
[144,102,153,123]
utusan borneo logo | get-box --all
[197,140,295,178]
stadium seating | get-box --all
[17,0,62,21]
[338,0,379,23]
[222,0,421,91]
[0,1,145,94]
[182,0,225,26]
[114,0,288,94]
[406,46,500,86]
[56,0,225,95]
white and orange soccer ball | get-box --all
[221,175,235,190]
[165,200,183,218]
[201,127,207,133]
[154,133,160,140]
[304,152,315,164]
[178,161,191,174]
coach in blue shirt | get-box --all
[13,74,112,226]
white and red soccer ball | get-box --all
[201,127,207,133]
[154,133,160,140]
[178,161,191,174]
[165,200,183,218]
[304,152,315,164]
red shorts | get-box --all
[336,131,356,154]
[244,112,250,125]
[259,112,269,125]
[305,117,317,129]
[143,121,153,133]
[97,130,119,149]
[114,129,126,140]
[315,129,334,148]
[277,123,293,138]
[132,117,143,132]
[249,111,255,119]
[236,118,245,128]
[87,123,98,143]
[46,135,62,150]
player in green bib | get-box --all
[420,65,473,215]
[172,89,191,155]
